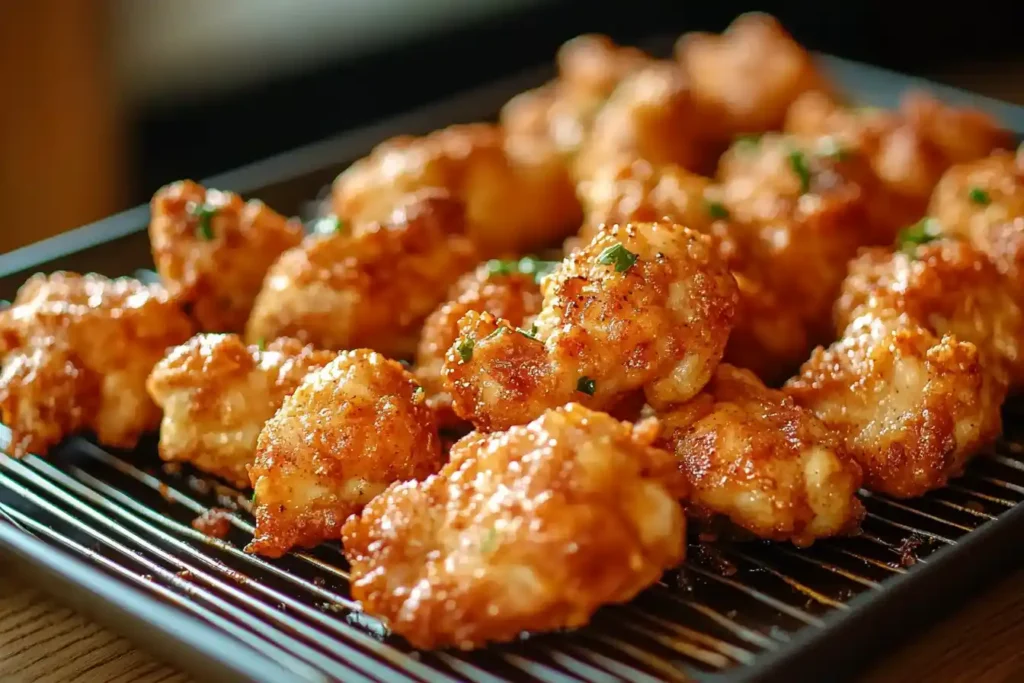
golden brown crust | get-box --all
[146,334,338,487]
[245,190,479,358]
[331,123,581,257]
[0,272,194,456]
[247,349,442,558]
[786,315,1005,498]
[444,222,738,432]
[342,403,686,650]
[149,180,304,333]
[658,364,864,546]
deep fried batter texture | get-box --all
[342,404,687,650]
[246,191,478,358]
[835,240,1024,389]
[676,13,828,140]
[149,180,304,333]
[929,151,1024,293]
[248,350,442,557]
[415,262,545,424]
[786,315,1004,498]
[659,364,863,546]
[146,334,337,487]
[0,273,194,456]
[330,123,581,257]
[445,223,738,431]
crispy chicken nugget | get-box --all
[247,350,442,558]
[146,334,338,488]
[0,272,194,456]
[342,403,687,650]
[149,180,304,333]
[245,190,478,358]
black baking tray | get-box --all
[2,44,1024,683]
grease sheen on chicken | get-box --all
[342,403,687,650]
[0,273,194,456]
[149,180,304,333]
[146,334,338,488]
[444,222,738,432]
[247,350,442,558]
[658,364,864,546]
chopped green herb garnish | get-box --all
[596,243,638,273]
[733,133,762,151]
[482,326,507,342]
[576,376,596,396]
[788,149,811,194]
[480,528,499,554]
[0,300,9,310]
[968,187,991,205]
[189,202,218,240]
[898,217,942,257]
[486,259,516,277]
[455,337,475,362]
[816,136,850,161]
[516,256,560,284]
[312,215,345,235]
[706,200,729,220]
[516,324,539,340]
[255,337,267,351]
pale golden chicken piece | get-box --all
[572,61,716,183]
[500,34,649,159]
[835,238,1024,389]
[676,13,829,140]
[929,151,1024,293]
[146,334,338,488]
[0,273,194,456]
[415,258,548,425]
[658,364,863,546]
[246,191,478,358]
[149,180,304,333]
[247,349,442,558]
[342,403,687,650]
[786,314,1005,498]
[902,92,1015,167]
[330,123,581,257]
[444,222,738,432]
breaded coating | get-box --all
[342,404,687,650]
[835,240,1024,389]
[149,180,304,333]
[444,223,738,432]
[0,273,194,456]
[248,350,442,557]
[415,260,546,424]
[573,62,714,183]
[246,191,478,358]
[500,34,649,159]
[146,334,337,488]
[658,364,863,546]
[786,315,1005,498]
[330,123,581,257]
[929,151,1024,293]
[676,13,828,140]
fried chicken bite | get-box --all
[835,239,1024,389]
[146,334,337,488]
[0,273,194,456]
[929,151,1024,292]
[444,222,738,432]
[247,350,442,558]
[330,123,581,257]
[149,180,304,333]
[676,13,828,140]
[786,314,1004,498]
[342,403,687,650]
[658,364,863,546]
[246,191,478,358]
[415,258,548,425]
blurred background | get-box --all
[2,0,1021,254]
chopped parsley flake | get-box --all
[486,259,516,277]
[706,200,729,220]
[480,528,499,554]
[788,149,812,194]
[189,202,218,240]
[482,326,507,342]
[516,324,539,339]
[817,136,850,161]
[968,187,991,205]
[898,217,942,257]
[255,337,267,351]
[733,133,762,151]
[312,215,345,235]
[486,256,559,284]
[455,337,475,362]
[576,376,596,396]
[596,243,638,273]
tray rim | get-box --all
[2,44,1024,683]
